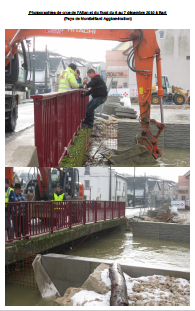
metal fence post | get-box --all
[83,201,86,225]
[33,97,44,166]
[95,201,97,222]
[104,202,106,221]
[69,201,72,228]
[25,203,30,239]
[51,202,54,233]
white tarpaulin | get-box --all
[108,88,130,98]
[32,254,60,298]
[171,200,185,209]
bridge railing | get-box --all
[5,200,125,242]
[31,90,88,167]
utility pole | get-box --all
[109,167,112,201]
[163,180,165,205]
[33,37,35,95]
[133,167,135,207]
[45,45,48,92]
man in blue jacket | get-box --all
[81,69,107,128]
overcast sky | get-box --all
[14,167,189,183]
[115,167,189,182]
[28,36,119,62]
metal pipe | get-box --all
[160,98,164,123]
[6,29,21,57]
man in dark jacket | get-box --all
[81,69,107,128]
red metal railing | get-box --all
[31,90,88,167]
[5,201,125,242]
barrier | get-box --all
[31,90,88,166]
[5,200,125,242]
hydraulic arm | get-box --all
[5,29,165,158]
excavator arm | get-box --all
[36,167,49,199]
[5,29,165,159]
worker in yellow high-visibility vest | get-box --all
[58,63,83,92]
[5,178,15,240]
[53,184,66,228]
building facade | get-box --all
[77,167,127,203]
[126,29,190,98]
[178,170,190,201]
[106,42,131,98]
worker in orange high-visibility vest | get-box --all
[53,184,66,228]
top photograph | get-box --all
[5,29,190,167]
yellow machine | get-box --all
[152,75,190,105]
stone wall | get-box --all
[118,121,190,149]
[132,221,190,243]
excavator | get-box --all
[5,29,165,160]
[24,167,80,201]
[5,167,14,188]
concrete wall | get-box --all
[41,254,190,296]
[154,29,190,91]
[118,121,190,149]
[132,221,190,243]
[127,29,190,92]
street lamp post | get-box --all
[133,167,135,207]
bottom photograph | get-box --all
[5,166,190,307]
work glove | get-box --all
[79,84,84,88]
[81,93,86,98]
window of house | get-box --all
[119,182,121,191]
[84,167,90,175]
[84,180,90,189]
[186,56,190,60]
[159,31,164,39]
[123,183,125,191]
[123,83,128,88]
[181,196,186,200]
[116,181,118,190]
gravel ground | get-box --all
[172,211,190,224]
[126,274,190,306]
[70,270,190,306]
[130,210,190,225]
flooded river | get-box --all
[87,141,190,167]
[5,223,190,306]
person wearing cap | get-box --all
[14,183,27,238]
[53,184,67,228]
[5,178,15,241]
[58,63,83,92]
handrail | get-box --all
[5,200,125,242]
[31,90,88,166]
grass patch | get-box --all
[60,127,92,167]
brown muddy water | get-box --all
[86,141,190,167]
[5,228,190,306]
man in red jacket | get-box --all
[81,69,107,128]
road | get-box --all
[5,100,34,140]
